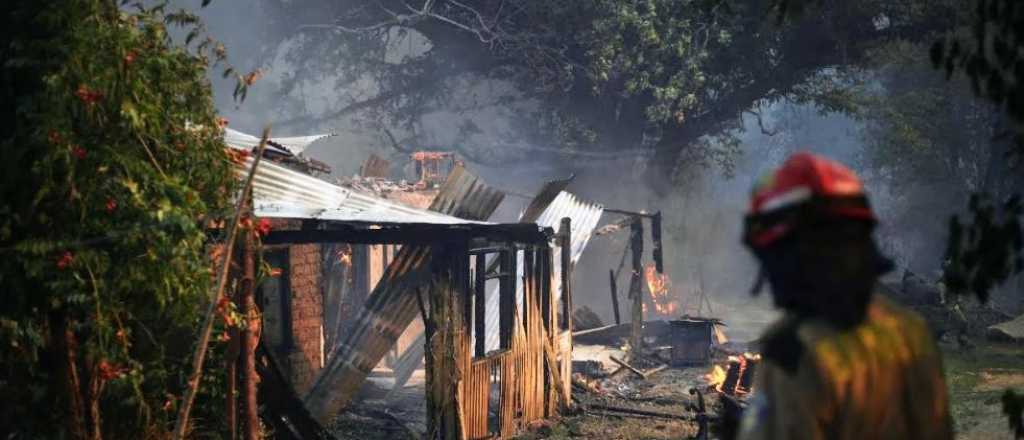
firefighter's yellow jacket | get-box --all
[737,295,953,440]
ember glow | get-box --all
[644,264,678,316]
[336,245,353,266]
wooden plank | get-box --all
[609,355,645,378]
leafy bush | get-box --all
[0,1,238,437]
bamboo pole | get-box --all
[171,126,270,440]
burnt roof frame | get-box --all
[260,219,555,247]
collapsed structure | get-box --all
[221,129,604,439]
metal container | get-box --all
[667,318,715,366]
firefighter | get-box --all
[736,153,953,440]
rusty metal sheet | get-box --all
[234,156,492,226]
[303,165,505,423]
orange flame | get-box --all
[704,353,762,395]
[644,264,678,317]
[705,364,727,392]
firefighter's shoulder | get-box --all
[757,314,806,375]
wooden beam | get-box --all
[499,249,516,349]
[609,355,645,378]
[474,253,486,357]
[651,211,664,274]
[261,223,552,246]
[608,269,621,325]
[603,208,657,218]
[560,218,573,334]
[628,216,644,353]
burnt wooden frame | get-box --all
[255,219,568,440]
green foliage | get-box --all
[931,0,1024,136]
[923,0,1024,306]
[269,0,958,182]
[944,195,1023,303]
[0,0,236,436]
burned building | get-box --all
[223,130,603,439]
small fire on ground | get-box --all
[705,353,761,396]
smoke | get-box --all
[183,1,981,338]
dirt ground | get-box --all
[513,342,1024,440]
[327,340,1024,440]
[944,341,1024,440]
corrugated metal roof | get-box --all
[236,155,490,226]
[224,127,333,155]
[305,166,507,421]
[483,186,604,352]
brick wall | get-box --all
[288,243,323,393]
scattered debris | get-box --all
[583,403,692,421]
[610,355,648,378]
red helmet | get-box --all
[744,152,876,248]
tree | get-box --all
[0,1,239,437]
[850,40,1022,277]
[924,0,1024,306]
[254,0,960,191]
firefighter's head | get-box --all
[743,153,891,327]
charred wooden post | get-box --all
[559,217,574,409]
[240,233,259,440]
[560,217,573,334]
[474,253,486,357]
[628,216,644,353]
[739,357,758,394]
[499,248,516,349]
[722,358,742,396]
[424,241,470,440]
[608,269,621,325]
[651,211,664,274]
